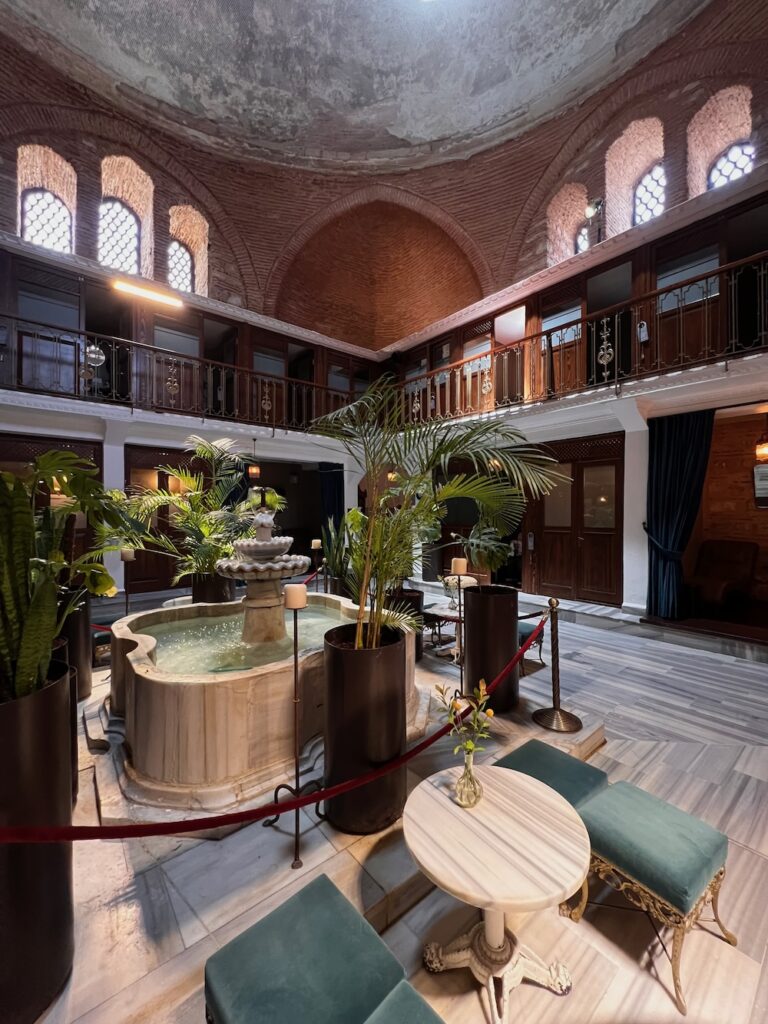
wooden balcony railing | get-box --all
[0,318,351,431]
[399,250,768,423]
[1,250,767,430]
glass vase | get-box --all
[454,751,483,808]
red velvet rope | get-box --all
[0,616,547,843]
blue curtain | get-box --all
[319,462,345,530]
[645,409,714,619]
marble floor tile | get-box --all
[736,745,768,784]
[162,810,337,933]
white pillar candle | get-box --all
[120,547,136,562]
[311,538,322,550]
[451,557,468,575]
[284,584,308,610]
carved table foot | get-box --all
[424,918,571,1024]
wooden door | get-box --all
[522,434,624,606]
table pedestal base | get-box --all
[424,913,571,1024]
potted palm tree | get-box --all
[311,376,558,833]
[125,436,284,603]
[0,451,126,1024]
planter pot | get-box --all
[386,587,425,661]
[464,585,519,713]
[323,624,407,834]
[0,663,74,1023]
[62,590,92,700]
[326,575,350,598]
[191,574,236,604]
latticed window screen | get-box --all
[708,143,755,190]
[98,198,140,274]
[575,225,590,254]
[167,239,194,292]
[21,189,72,253]
[633,164,666,225]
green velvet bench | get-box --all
[495,739,736,1015]
[517,619,544,674]
[204,874,444,1024]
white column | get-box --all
[343,463,364,513]
[102,422,127,593]
[622,426,649,614]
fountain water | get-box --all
[215,496,310,644]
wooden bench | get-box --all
[495,740,737,1015]
[204,875,444,1024]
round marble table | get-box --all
[403,765,590,1024]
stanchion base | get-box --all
[532,707,583,733]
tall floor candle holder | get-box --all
[451,557,467,695]
[532,598,582,733]
[263,583,321,868]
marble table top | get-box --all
[403,765,590,913]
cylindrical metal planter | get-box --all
[323,624,407,834]
[62,590,92,700]
[0,663,74,1024]
[191,574,236,604]
[464,585,519,712]
[387,587,425,661]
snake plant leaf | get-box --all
[14,577,58,698]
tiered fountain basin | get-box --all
[110,592,421,811]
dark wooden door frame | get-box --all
[523,432,625,606]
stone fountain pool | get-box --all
[109,593,422,812]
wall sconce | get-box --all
[756,415,768,461]
[585,197,605,243]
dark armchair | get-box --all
[687,539,759,613]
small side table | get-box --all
[403,765,590,1024]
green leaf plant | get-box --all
[121,435,286,584]
[311,375,562,650]
[0,451,134,703]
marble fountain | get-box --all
[108,506,424,813]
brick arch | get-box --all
[272,198,485,349]
[264,183,494,317]
[498,42,768,284]
[605,118,665,236]
[688,85,753,198]
[101,154,154,277]
[546,183,589,266]
[0,104,258,305]
[169,204,209,296]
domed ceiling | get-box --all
[2,0,712,169]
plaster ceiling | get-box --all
[2,0,713,170]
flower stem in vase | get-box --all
[455,750,483,808]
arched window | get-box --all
[605,118,664,235]
[17,145,76,253]
[545,182,588,266]
[100,156,153,277]
[633,164,666,225]
[167,239,194,292]
[708,142,755,190]
[687,87,752,198]
[169,205,209,296]
[98,198,140,274]
[20,188,72,253]
[575,225,590,254]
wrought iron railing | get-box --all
[0,317,350,430]
[400,250,768,422]
[1,250,767,429]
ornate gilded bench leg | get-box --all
[711,868,737,947]
[559,875,589,922]
[671,926,688,1016]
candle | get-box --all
[451,557,468,575]
[284,583,308,610]
[311,538,322,550]
[120,547,136,562]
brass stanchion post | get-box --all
[532,598,582,733]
